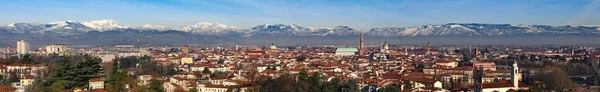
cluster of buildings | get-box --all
[0,35,599,92]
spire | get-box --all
[384,39,387,45]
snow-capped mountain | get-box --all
[367,23,600,36]
[0,23,46,33]
[82,20,129,31]
[42,20,93,34]
[179,22,245,35]
[2,20,600,37]
[328,26,359,35]
[136,24,172,31]
[250,24,358,36]
[0,20,93,34]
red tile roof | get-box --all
[0,85,16,91]
[89,78,104,82]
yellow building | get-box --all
[20,75,35,86]
[181,57,194,65]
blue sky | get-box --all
[0,0,599,30]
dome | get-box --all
[269,43,277,49]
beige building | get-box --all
[45,44,67,53]
[181,57,193,65]
[88,78,104,90]
[16,40,29,54]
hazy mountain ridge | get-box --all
[2,20,600,37]
[367,23,600,36]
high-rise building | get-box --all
[17,40,29,54]
[46,44,67,53]
[359,33,365,56]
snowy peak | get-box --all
[178,22,244,35]
[367,23,600,36]
[82,20,129,31]
[1,23,45,33]
[42,20,93,33]
[250,24,358,36]
[137,24,171,31]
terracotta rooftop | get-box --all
[0,85,16,91]
[89,78,104,82]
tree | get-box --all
[296,55,306,62]
[533,66,576,91]
[0,74,9,85]
[295,69,309,92]
[117,56,142,69]
[218,59,225,64]
[308,72,322,92]
[42,56,77,90]
[323,78,341,92]
[49,80,69,92]
[108,62,126,92]
[72,55,103,88]
[416,63,425,69]
[149,80,164,92]
[22,54,35,64]
[378,85,401,92]
[403,81,413,90]
[189,87,198,92]
[341,80,360,92]
[203,67,211,74]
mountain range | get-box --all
[2,20,599,37]
[1,20,599,46]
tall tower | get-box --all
[235,42,239,51]
[182,44,189,55]
[359,32,365,56]
[571,49,575,56]
[17,40,29,54]
[383,40,389,51]
[426,41,431,55]
[511,61,519,88]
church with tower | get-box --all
[477,61,530,92]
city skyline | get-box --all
[1,0,599,30]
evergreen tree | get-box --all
[73,55,103,88]
[108,61,126,92]
[43,56,77,90]
[308,72,322,92]
[22,54,35,64]
[295,69,309,92]
[403,81,413,90]
[296,55,306,62]
[323,78,341,92]
[203,67,211,74]
[149,79,164,92]
[378,85,401,92]
[341,80,360,92]
[0,75,9,85]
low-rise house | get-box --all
[88,78,105,90]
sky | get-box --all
[0,0,599,30]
